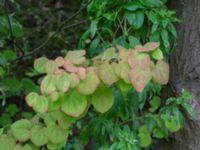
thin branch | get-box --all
[12,1,91,62]
[12,20,87,62]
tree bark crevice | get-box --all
[158,0,200,149]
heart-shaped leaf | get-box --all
[61,91,87,117]
[55,72,71,92]
[41,74,56,95]
[65,50,86,65]
[91,85,114,113]
[0,134,15,150]
[11,119,32,142]
[98,62,118,85]
[152,60,169,84]
[33,96,49,113]
[34,57,48,73]
[138,125,152,147]
[128,51,151,69]
[77,69,100,95]
[114,62,131,83]
[129,65,152,92]
[45,60,58,74]
[46,124,67,144]
[30,125,48,146]
[151,48,163,60]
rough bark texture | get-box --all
[158,0,200,149]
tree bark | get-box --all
[158,0,200,149]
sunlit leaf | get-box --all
[91,85,114,113]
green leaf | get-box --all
[11,119,32,142]
[46,124,67,144]
[102,47,117,61]
[77,69,100,95]
[168,23,177,38]
[128,36,140,47]
[1,50,16,61]
[161,29,170,49]
[124,1,144,11]
[98,62,118,85]
[91,85,114,113]
[161,114,181,132]
[125,11,144,29]
[61,91,87,117]
[153,128,164,139]
[90,20,98,38]
[0,134,15,150]
[138,125,152,147]
[149,96,161,112]
[152,60,169,84]
[55,71,71,92]
[26,92,40,107]
[41,74,56,95]
[12,22,24,38]
[22,78,39,93]
[65,50,86,65]
[34,57,48,73]
[139,0,164,7]
[151,48,163,60]
[30,125,48,146]
[45,60,58,74]
[33,96,49,113]
[182,103,196,119]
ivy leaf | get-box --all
[125,11,144,29]
[138,125,152,147]
[11,119,32,142]
[149,96,161,112]
[98,62,118,85]
[41,74,56,95]
[34,57,48,73]
[46,124,67,144]
[77,68,100,95]
[61,91,87,117]
[30,125,48,146]
[152,60,169,84]
[91,85,114,113]
[55,71,71,92]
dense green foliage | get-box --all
[0,0,195,150]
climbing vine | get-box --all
[0,42,194,150]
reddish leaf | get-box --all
[129,65,152,92]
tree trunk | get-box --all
[158,0,200,149]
